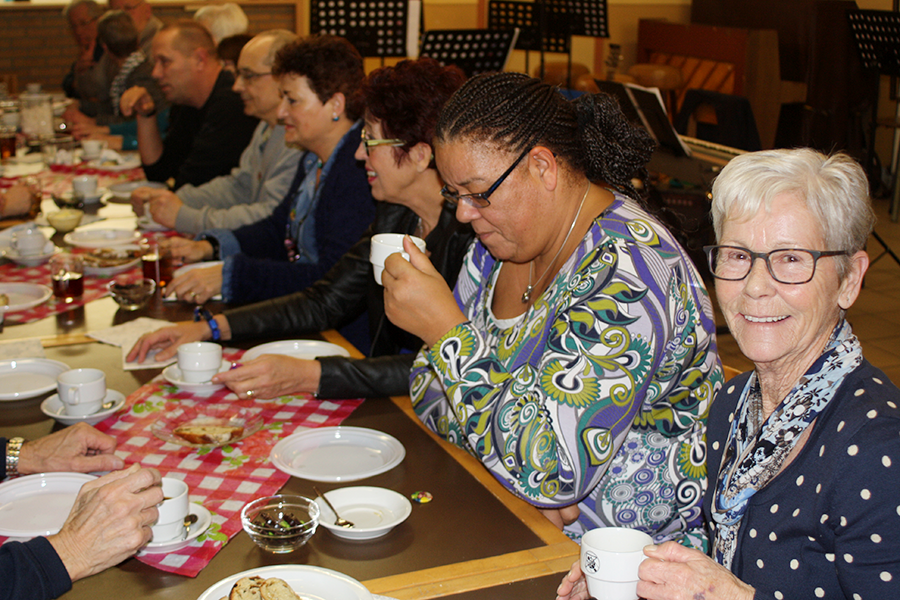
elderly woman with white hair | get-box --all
[558,148,900,600]
[194,3,249,45]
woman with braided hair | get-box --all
[382,72,722,545]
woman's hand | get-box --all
[382,236,466,346]
[212,355,321,399]
[18,423,124,475]
[556,561,590,600]
[126,321,211,363]
[162,237,214,265]
[48,464,163,582]
[167,264,223,304]
[637,542,755,600]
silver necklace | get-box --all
[521,182,591,304]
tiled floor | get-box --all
[711,196,900,384]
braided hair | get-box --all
[434,72,655,201]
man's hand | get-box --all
[17,422,125,475]
[146,190,183,229]
[120,86,156,118]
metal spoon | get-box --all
[314,486,354,528]
[183,513,199,539]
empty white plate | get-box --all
[315,486,412,540]
[0,358,69,400]
[243,340,350,362]
[0,473,97,537]
[0,283,52,314]
[270,426,405,482]
[63,228,142,248]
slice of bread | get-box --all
[228,576,264,600]
[260,578,301,600]
[174,424,244,445]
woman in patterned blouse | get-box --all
[382,72,722,546]
[559,150,900,599]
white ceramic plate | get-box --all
[82,245,142,276]
[196,565,373,600]
[139,503,211,554]
[64,229,142,248]
[270,426,405,482]
[2,241,56,267]
[41,390,126,426]
[0,283,52,314]
[92,157,141,172]
[151,404,264,448]
[243,340,351,362]
[162,360,231,392]
[315,486,412,540]
[108,180,167,199]
[0,473,97,537]
[0,358,69,401]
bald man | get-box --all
[121,21,258,190]
[132,30,302,234]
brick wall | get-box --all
[0,2,298,94]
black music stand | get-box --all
[310,0,409,59]
[849,9,900,267]
[488,0,570,79]
[419,29,519,78]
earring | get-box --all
[332,114,339,122]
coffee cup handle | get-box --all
[69,388,80,405]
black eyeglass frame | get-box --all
[703,245,849,285]
[440,145,532,209]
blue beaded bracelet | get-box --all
[193,306,221,341]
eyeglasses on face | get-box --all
[704,245,849,285]
[236,69,272,83]
[360,128,405,156]
[440,146,531,209]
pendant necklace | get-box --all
[521,182,591,304]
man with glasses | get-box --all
[120,21,259,190]
[130,30,302,234]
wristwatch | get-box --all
[6,437,25,478]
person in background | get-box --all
[120,21,259,190]
[61,0,106,103]
[386,73,720,543]
[109,0,162,55]
[1,424,163,600]
[129,30,301,235]
[557,149,900,600]
[217,33,253,75]
[149,35,375,310]
[128,57,472,400]
[194,3,250,45]
[0,184,36,218]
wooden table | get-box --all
[0,249,578,599]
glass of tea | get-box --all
[140,238,174,287]
[0,126,16,161]
[49,253,85,302]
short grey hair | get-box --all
[254,29,297,67]
[710,148,875,277]
[63,0,103,20]
[194,3,249,45]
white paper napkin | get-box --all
[0,338,46,361]
[88,317,177,370]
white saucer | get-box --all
[162,360,231,392]
[40,390,126,426]
[139,503,211,554]
[2,241,56,267]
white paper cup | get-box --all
[81,139,106,160]
[57,368,106,416]
[177,341,222,383]
[369,233,426,285]
[581,527,653,600]
[11,228,46,257]
[72,175,98,200]
[151,477,189,542]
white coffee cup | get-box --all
[177,341,223,383]
[369,233,427,285]
[581,527,653,600]
[11,228,47,257]
[72,175,98,200]
[151,477,190,542]
[81,139,106,160]
[57,368,106,416]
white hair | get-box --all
[194,3,249,45]
[710,148,875,277]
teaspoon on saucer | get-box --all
[314,486,354,528]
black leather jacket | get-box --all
[224,201,474,399]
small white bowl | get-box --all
[315,486,412,540]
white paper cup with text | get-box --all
[57,368,106,416]
[151,477,189,542]
[581,527,653,600]
[369,233,426,285]
[177,341,223,383]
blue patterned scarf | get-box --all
[711,319,862,569]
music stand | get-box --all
[419,29,520,78]
[848,9,900,267]
[309,0,409,59]
[488,0,570,78]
